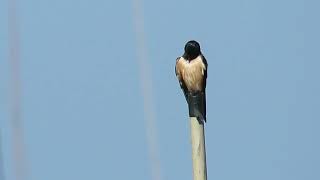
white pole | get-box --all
[190,117,207,180]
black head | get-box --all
[183,40,201,60]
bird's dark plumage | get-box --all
[175,40,208,123]
[183,40,201,60]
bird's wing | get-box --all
[175,57,188,101]
[201,54,208,122]
[201,54,208,90]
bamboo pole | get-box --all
[190,117,207,180]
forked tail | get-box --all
[187,91,206,123]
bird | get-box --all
[175,40,208,123]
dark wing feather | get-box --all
[201,54,208,122]
[201,54,208,90]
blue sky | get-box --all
[1,0,320,180]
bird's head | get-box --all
[183,40,201,60]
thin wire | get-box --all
[132,0,163,180]
[9,0,28,179]
[0,132,6,180]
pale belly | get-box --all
[176,56,206,92]
[183,66,204,92]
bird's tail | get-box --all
[187,91,206,123]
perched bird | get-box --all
[175,40,208,123]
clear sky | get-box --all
[1,0,320,180]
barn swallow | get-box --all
[175,40,208,123]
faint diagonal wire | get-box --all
[0,132,5,180]
[8,0,28,179]
[132,0,163,180]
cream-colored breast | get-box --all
[178,56,206,92]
